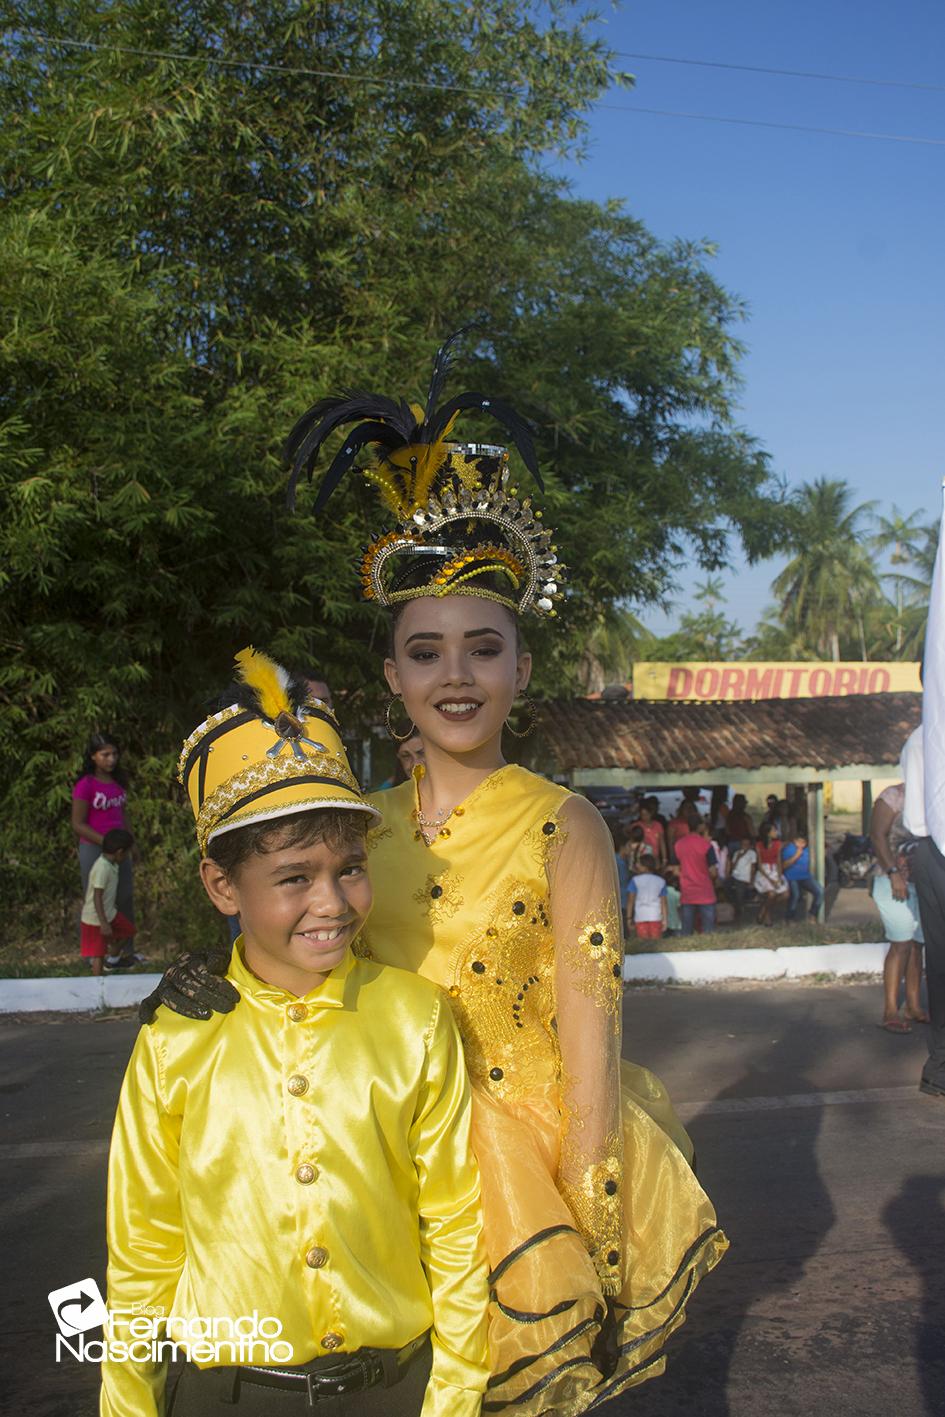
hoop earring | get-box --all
[385,695,417,742]
[505,692,537,739]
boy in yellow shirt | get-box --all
[100,649,488,1417]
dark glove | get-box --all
[138,949,239,1024]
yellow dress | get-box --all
[362,764,727,1414]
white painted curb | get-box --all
[0,974,162,1013]
[0,944,890,1010]
[623,941,889,984]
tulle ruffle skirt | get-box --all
[474,1061,727,1414]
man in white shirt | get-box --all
[900,725,945,1097]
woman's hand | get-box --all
[138,950,239,1023]
[889,869,909,902]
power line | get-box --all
[612,49,945,93]
[597,99,945,147]
[10,30,945,147]
[13,30,521,99]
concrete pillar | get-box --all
[861,780,873,835]
[806,781,826,922]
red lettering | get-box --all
[786,668,805,696]
[857,666,870,693]
[667,667,693,699]
[694,667,720,698]
[809,668,831,695]
[718,667,745,699]
[773,669,784,697]
[869,667,890,693]
[744,668,775,699]
[834,667,857,695]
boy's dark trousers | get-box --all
[167,1337,433,1415]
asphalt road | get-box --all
[2,981,943,1417]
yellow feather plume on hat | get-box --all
[233,646,297,724]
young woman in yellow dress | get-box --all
[282,344,727,1412]
[149,339,727,1412]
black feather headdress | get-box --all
[285,331,564,617]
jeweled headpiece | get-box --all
[285,332,565,616]
[178,647,380,855]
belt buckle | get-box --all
[305,1353,382,1406]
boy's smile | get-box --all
[201,831,372,998]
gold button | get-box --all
[287,1074,309,1096]
[287,1003,307,1022]
[306,1246,329,1269]
[296,1163,318,1185]
[320,1331,343,1350]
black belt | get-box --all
[236,1332,430,1406]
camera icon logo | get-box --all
[48,1278,109,1337]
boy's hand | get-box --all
[101,923,114,941]
[138,950,239,1024]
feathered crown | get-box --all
[285,331,566,616]
[178,647,379,854]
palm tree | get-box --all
[772,479,881,661]
[871,505,926,652]
[896,518,940,658]
[577,605,650,692]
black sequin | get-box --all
[607,1250,619,1265]
[542,821,556,835]
[512,901,525,916]
[430,884,443,899]
[604,1179,618,1195]
[590,931,604,947]
[472,961,485,974]
[489,1067,504,1081]
[613,964,621,977]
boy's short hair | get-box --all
[639,851,657,871]
[102,828,133,854]
[208,808,368,876]
[629,824,644,841]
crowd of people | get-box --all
[610,788,826,943]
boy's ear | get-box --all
[199,858,240,916]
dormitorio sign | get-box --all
[633,661,922,702]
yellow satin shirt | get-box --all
[100,946,489,1417]
[362,764,627,1291]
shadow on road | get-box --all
[882,1175,945,1417]
[620,998,839,1416]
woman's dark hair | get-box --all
[80,733,128,786]
[207,807,368,876]
[758,822,776,847]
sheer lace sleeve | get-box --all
[547,792,624,1294]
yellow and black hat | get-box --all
[178,648,380,855]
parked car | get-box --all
[577,785,640,826]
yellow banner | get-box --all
[632,661,921,702]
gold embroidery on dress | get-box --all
[412,872,464,920]
[558,1124,623,1294]
[558,899,623,1019]
[367,823,393,847]
[522,812,569,874]
[445,879,557,1100]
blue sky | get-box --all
[556,0,945,635]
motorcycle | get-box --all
[833,833,875,888]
